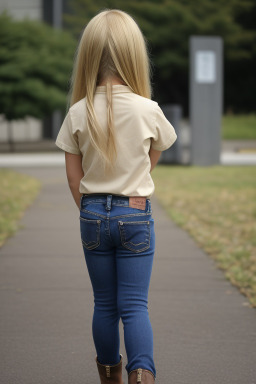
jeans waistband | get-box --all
[81,194,151,211]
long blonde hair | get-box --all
[70,9,152,170]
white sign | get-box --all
[195,51,216,83]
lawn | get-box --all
[222,114,256,140]
[152,165,256,308]
[0,169,41,247]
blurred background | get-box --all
[0,6,256,383]
[0,0,255,308]
[0,0,255,157]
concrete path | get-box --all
[1,139,256,167]
[0,167,256,384]
[1,150,256,167]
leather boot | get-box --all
[128,368,155,383]
[96,354,124,384]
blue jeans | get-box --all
[79,194,156,378]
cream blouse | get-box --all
[55,84,177,198]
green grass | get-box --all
[222,114,256,140]
[0,169,41,247]
[152,165,256,308]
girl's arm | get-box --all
[65,152,84,209]
[149,146,162,172]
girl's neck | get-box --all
[98,76,126,86]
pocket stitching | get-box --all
[118,220,151,253]
[80,217,101,250]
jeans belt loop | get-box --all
[106,195,112,211]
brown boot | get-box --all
[96,354,124,384]
[128,368,155,383]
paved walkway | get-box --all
[1,139,256,167]
[1,150,256,167]
[0,167,256,384]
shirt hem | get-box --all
[55,140,81,155]
[151,134,177,151]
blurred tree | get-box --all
[64,0,256,114]
[0,13,76,149]
[223,1,256,113]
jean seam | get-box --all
[80,209,152,220]
[110,212,152,220]
[80,208,106,219]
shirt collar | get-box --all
[95,84,133,94]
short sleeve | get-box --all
[151,104,177,151]
[55,111,81,155]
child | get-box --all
[55,9,177,384]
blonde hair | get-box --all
[69,9,152,170]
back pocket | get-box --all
[118,220,150,253]
[80,217,101,250]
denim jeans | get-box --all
[79,194,156,378]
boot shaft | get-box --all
[96,354,124,384]
[128,368,155,384]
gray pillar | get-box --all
[53,0,63,29]
[189,36,223,165]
